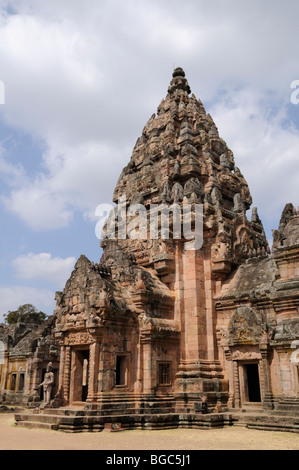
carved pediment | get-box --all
[228,305,260,345]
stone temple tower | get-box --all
[11,69,299,431]
[53,67,270,414]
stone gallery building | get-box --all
[6,68,299,431]
[0,316,59,404]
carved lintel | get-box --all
[64,331,96,346]
[231,349,261,361]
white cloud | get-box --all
[209,88,299,238]
[12,252,76,287]
[0,155,26,187]
[2,183,74,230]
[0,0,298,238]
[0,285,55,321]
[1,141,125,230]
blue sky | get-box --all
[0,0,299,320]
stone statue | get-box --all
[171,182,183,203]
[38,362,54,409]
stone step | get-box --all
[231,411,299,432]
[271,409,299,417]
[15,412,106,432]
[233,413,299,431]
[230,412,263,426]
[15,413,60,424]
[278,397,299,402]
[275,404,299,413]
[16,420,59,431]
[246,421,299,433]
[42,408,87,416]
[241,403,264,412]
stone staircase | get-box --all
[15,407,104,432]
[230,400,299,433]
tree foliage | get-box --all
[3,304,47,325]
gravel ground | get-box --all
[0,413,298,451]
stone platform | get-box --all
[14,399,299,433]
[14,407,299,433]
[15,408,234,433]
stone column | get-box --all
[1,351,9,391]
[276,346,293,396]
[97,348,114,394]
[295,366,299,396]
[260,346,273,409]
[290,343,299,396]
[204,257,216,361]
[181,248,207,361]
[224,349,234,408]
[57,345,65,393]
[87,342,99,402]
[135,340,143,394]
[63,346,71,404]
[142,335,153,394]
[233,360,241,408]
[30,357,43,396]
[290,364,299,396]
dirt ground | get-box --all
[0,413,298,451]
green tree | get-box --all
[3,304,47,325]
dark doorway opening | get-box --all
[246,363,261,402]
[18,373,25,391]
[115,355,127,386]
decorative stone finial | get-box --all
[168,67,191,95]
[172,67,186,78]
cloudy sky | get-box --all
[0,0,298,320]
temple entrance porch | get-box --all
[70,347,90,403]
[56,330,100,406]
[226,347,271,410]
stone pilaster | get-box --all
[260,345,273,409]
[141,335,153,394]
[224,349,234,408]
[87,342,99,402]
[63,346,71,404]
[233,360,241,408]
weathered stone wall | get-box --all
[0,317,59,404]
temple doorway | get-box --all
[70,348,89,403]
[244,363,261,403]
